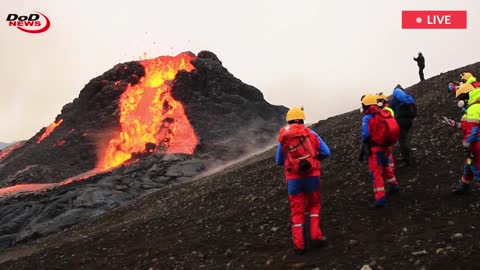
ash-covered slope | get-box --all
[0,51,286,250]
[1,62,480,270]
[0,51,286,186]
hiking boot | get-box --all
[388,184,400,195]
[374,197,386,208]
[293,247,305,255]
[310,236,327,248]
[453,182,471,194]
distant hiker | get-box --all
[359,94,400,207]
[413,52,425,81]
[388,85,417,167]
[441,83,480,193]
[276,107,330,255]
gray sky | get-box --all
[1,0,479,142]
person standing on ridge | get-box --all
[276,107,330,255]
[388,85,417,167]
[359,94,400,207]
[441,83,480,193]
[413,52,425,81]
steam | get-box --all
[194,142,277,179]
[195,118,281,179]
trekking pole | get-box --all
[437,116,460,142]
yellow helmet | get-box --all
[361,94,377,106]
[286,106,305,121]
[461,72,474,82]
[455,83,475,98]
[376,92,387,101]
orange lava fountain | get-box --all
[97,52,198,170]
[37,119,63,144]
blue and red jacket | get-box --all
[275,124,330,179]
[361,106,383,143]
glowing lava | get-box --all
[0,183,56,197]
[97,52,198,170]
[37,119,64,144]
[0,141,25,161]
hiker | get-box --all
[413,52,425,81]
[441,83,480,193]
[461,72,480,86]
[276,107,330,255]
[376,92,394,116]
[448,72,480,93]
[376,92,398,168]
[388,85,417,167]
[359,94,400,207]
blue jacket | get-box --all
[275,130,330,166]
[361,114,374,143]
[388,88,415,119]
[389,88,415,108]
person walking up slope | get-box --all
[276,107,330,255]
[442,83,480,193]
[359,94,400,207]
[388,85,417,167]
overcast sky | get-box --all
[0,0,479,142]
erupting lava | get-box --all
[37,119,63,144]
[97,52,199,170]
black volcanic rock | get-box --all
[173,51,286,160]
[0,61,144,185]
[0,51,286,250]
[0,52,286,186]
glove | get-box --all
[358,143,369,162]
[441,116,460,128]
[358,144,365,162]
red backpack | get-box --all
[368,107,400,146]
[279,125,319,175]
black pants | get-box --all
[418,66,425,81]
[397,118,413,163]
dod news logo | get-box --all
[6,11,50,33]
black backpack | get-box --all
[398,90,417,119]
[404,103,417,119]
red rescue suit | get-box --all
[276,124,330,250]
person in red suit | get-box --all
[360,94,400,207]
[276,107,330,255]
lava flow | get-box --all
[37,119,64,144]
[97,52,199,170]
[0,141,25,161]
[0,52,199,198]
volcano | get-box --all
[1,61,480,269]
[0,51,286,249]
